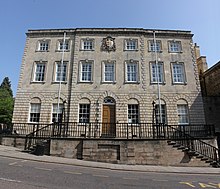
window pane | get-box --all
[177,105,189,124]
[59,41,69,50]
[81,63,92,81]
[172,64,185,83]
[52,104,64,122]
[35,63,45,81]
[30,103,41,123]
[128,104,139,124]
[150,41,161,52]
[127,63,137,82]
[79,104,90,123]
[56,63,67,81]
[104,63,114,82]
[151,63,163,83]
[169,41,181,52]
[155,104,166,124]
[83,40,93,50]
[126,40,137,50]
[39,41,49,51]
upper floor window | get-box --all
[37,40,49,51]
[125,60,139,83]
[58,40,69,51]
[55,62,67,82]
[150,62,164,84]
[124,39,138,50]
[79,61,93,82]
[168,41,182,53]
[148,40,162,52]
[171,62,186,84]
[34,62,46,82]
[102,61,115,83]
[29,103,41,123]
[81,38,94,50]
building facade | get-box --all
[12,28,205,132]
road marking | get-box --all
[34,167,52,171]
[64,171,82,175]
[123,177,138,180]
[0,177,21,183]
[179,182,196,188]
[9,162,17,166]
[152,179,168,182]
[93,174,109,178]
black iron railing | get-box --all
[165,124,219,165]
[12,122,215,139]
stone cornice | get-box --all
[26,28,193,38]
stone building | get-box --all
[200,61,220,133]
[12,28,206,132]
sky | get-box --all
[0,0,219,95]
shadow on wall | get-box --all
[189,92,206,125]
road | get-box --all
[0,156,219,189]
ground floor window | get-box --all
[177,104,189,125]
[29,103,41,123]
[52,104,64,122]
[155,104,166,124]
[79,104,90,123]
[128,104,139,124]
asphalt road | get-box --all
[0,156,219,189]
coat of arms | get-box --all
[101,36,116,52]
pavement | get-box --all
[0,145,220,174]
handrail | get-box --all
[165,124,219,164]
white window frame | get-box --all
[58,40,69,51]
[55,62,68,82]
[148,40,162,52]
[33,62,46,82]
[124,39,138,51]
[171,62,186,84]
[79,104,90,123]
[125,61,139,83]
[128,104,139,124]
[37,40,49,51]
[177,104,189,125]
[150,62,164,84]
[29,103,41,123]
[155,104,167,124]
[168,41,182,53]
[102,61,116,83]
[81,39,94,51]
[79,61,93,82]
[52,104,64,123]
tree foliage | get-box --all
[0,77,14,125]
[0,77,13,97]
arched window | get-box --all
[155,99,167,124]
[128,98,139,124]
[103,97,115,104]
[79,98,91,123]
[29,98,41,123]
[177,99,189,125]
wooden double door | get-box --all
[102,105,116,137]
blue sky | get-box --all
[0,0,219,95]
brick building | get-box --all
[12,28,205,133]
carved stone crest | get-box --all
[101,36,116,52]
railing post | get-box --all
[84,123,87,138]
[127,123,129,139]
